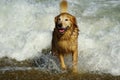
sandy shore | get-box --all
[0,69,120,80]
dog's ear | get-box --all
[55,15,60,23]
[71,16,79,33]
[54,16,58,27]
[71,16,78,28]
[54,16,57,23]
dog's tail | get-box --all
[60,0,68,13]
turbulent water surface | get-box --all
[0,0,120,76]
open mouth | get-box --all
[58,28,65,33]
[57,25,69,33]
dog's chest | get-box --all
[56,39,76,53]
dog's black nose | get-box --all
[57,23,62,28]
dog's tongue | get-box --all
[59,29,65,33]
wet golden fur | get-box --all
[52,0,79,73]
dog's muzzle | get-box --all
[57,24,69,33]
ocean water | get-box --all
[0,0,120,76]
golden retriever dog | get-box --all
[52,0,79,73]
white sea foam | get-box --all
[0,0,54,60]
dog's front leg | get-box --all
[59,53,66,70]
[72,50,78,73]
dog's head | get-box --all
[55,13,77,34]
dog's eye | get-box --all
[58,18,61,21]
[65,19,68,21]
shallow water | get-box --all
[0,0,120,76]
